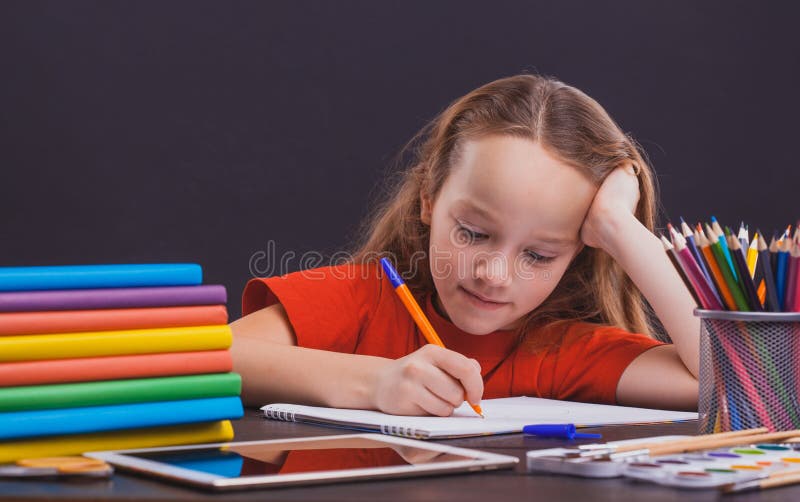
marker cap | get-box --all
[522,423,602,440]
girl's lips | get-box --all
[459,286,509,310]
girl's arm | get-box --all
[230,304,483,415]
[581,167,699,410]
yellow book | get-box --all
[0,325,231,362]
[0,420,234,462]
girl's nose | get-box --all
[474,251,512,287]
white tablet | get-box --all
[85,433,518,491]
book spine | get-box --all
[263,407,297,422]
[0,325,232,362]
[0,421,234,463]
[0,373,242,412]
[0,264,202,292]
[0,396,244,440]
[0,285,228,312]
[0,350,233,387]
[0,305,229,336]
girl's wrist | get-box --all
[594,208,645,257]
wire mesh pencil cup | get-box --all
[696,309,800,433]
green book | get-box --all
[0,373,241,412]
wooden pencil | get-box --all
[712,216,738,281]
[737,222,749,254]
[776,235,790,309]
[706,223,750,311]
[786,240,799,312]
[757,233,782,312]
[661,235,704,308]
[728,236,763,311]
[681,218,713,284]
[673,233,724,310]
[696,225,737,310]
[769,234,779,280]
[746,232,759,278]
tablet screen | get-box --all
[126,436,478,479]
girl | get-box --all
[232,74,699,415]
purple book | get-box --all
[0,285,227,312]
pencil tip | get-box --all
[711,215,718,223]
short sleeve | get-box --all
[241,263,380,354]
[548,323,664,404]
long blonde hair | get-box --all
[352,74,660,339]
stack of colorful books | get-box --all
[0,263,243,461]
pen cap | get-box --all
[380,258,405,288]
[523,424,601,439]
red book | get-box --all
[0,350,232,387]
[0,305,227,336]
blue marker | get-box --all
[522,424,602,440]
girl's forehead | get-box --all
[444,136,597,236]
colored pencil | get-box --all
[727,237,762,311]
[696,226,737,310]
[681,219,714,285]
[746,233,759,278]
[671,233,724,310]
[706,224,750,311]
[776,236,790,309]
[380,257,484,418]
[712,216,738,281]
[737,222,749,256]
[786,240,800,312]
[661,235,703,308]
[769,234,779,281]
[757,234,782,312]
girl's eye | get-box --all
[455,225,488,245]
[524,250,555,265]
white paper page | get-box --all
[262,397,698,438]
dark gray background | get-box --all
[1,1,797,319]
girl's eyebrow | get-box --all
[456,200,575,246]
[455,200,497,222]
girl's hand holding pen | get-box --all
[580,164,642,252]
[371,344,483,417]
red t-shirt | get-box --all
[242,263,663,404]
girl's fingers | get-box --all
[426,346,484,406]
[423,366,467,408]
[415,387,457,417]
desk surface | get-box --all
[2,410,797,501]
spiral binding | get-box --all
[263,407,296,422]
[380,424,427,439]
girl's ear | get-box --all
[420,191,433,226]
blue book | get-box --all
[0,264,202,292]
[0,397,243,440]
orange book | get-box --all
[0,305,227,336]
[0,350,233,387]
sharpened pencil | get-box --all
[696,225,737,310]
[757,233,781,312]
[706,224,749,311]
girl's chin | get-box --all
[449,312,510,335]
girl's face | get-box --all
[421,135,597,334]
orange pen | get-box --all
[380,257,484,418]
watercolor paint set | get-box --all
[527,431,800,490]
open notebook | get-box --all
[261,397,698,439]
